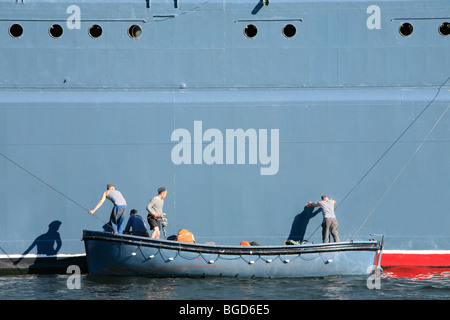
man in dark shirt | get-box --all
[124,209,150,237]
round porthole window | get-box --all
[49,24,63,38]
[9,24,23,38]
[89,24,103,38]
[128,25,142,39]
[439,22,450,36]
[283,24,296,38]
[244,24,258,38]
[399,22,413,37]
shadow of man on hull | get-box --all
[13,220,62,273]
[287,207,322,242]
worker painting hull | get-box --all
[0,0,449,273]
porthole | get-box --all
[283,24,296,38]
[439,22,450,36]
[89,24,103,38]
[49,24,63,38]
[9,24,23,38]
[244,24,258,38]
[128,25,142,38]
[399,22,413,37]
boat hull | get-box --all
[83,230,381,277]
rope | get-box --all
[0,151,108,226]
[352,103,450,239]
[307,76,450,241]
[144,246,323,265]
[339,76,450,209]
[0,150,151,260]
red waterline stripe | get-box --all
[382,266,450,279]
[378,250,450,267]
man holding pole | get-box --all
[89,183,127,234]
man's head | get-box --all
[130,209,138,216]
[321,195,329,201]
[107,183,115,190]
[158,187,168,199]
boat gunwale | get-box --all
[82,230,381,256]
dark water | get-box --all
[0,272,449,300]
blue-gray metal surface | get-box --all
[0,1,449,264]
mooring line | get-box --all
[352,103,450,239]
[307,76,450,241]
[339,76,450,211]
[0,151,108,226]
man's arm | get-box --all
[146,199,158,218]
[124,217,133,234]
[89,191,108,215]
[305,201,321,208]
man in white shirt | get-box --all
[306,195,340,243]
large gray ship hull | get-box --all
[0,0,449,273]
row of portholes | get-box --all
[8,23,143,39]
[399,22,450,36]
[244,22,450,38]
[7,22,296,39]
[7,21,450,39]
[245,24,297,38]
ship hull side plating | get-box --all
[0,0,449,272]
